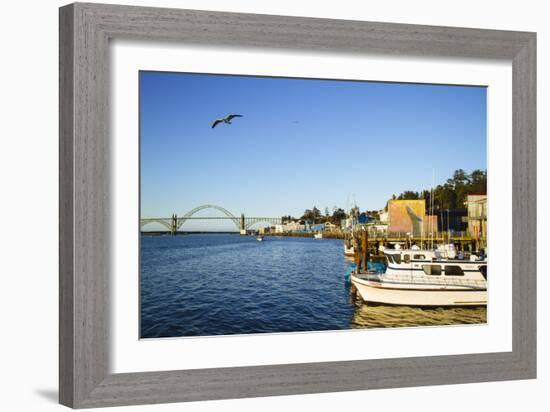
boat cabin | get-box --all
[383,249,487,280]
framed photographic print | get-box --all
[59,2,536,408]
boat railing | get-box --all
[359,273,486,289]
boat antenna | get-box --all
[430,168,435,250]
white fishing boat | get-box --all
[351,247,487,306]
[256,236,264,242]
[344,243,355,257]
[314,232,323,239]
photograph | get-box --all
[1,0,542,410]
[139,71,488,338]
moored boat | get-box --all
[351,248,487,306]
[344,242,355,257]
[314,232,323,239]
[256,236,264,242]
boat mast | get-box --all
[430,169,435,250]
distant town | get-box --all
[256,169,487,251]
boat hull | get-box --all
[351,275,486,307]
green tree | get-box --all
[301,206,323,223]
[395,169,486,211]
[469,169,487,195]
[301,209,314,221]
[332,208,347,223]
[399,190,420,200]
[312,206,322,222]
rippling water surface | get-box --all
[140,234,486,338]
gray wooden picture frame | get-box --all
[59,2,536,408]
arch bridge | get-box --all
[140,204,282,234]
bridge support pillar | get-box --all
[240,214,246,235]
[170,214,177,235]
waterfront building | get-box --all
[369,223,389,235]
[341,217,353,230]
[387,199,438,237]
[310,223,326,232]
[465,194,487,245]
[358,213,372,224]
[324,222,338,232]
[283,221,305,232]
[437,208,468,233]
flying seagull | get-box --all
[211,114,243,129]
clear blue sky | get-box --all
[140,71,486,230]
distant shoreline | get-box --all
[140,231,240,236]
[140,231,345,239]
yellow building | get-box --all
[387,199,438,236]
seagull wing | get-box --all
[226,114,243,121]
[211,119,223,128]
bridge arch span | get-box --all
[177,204,241,230]
[245,218,281,230]
[140,218,173,231]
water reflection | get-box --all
[350,303,487,329]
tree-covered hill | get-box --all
[391,169,486,211]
